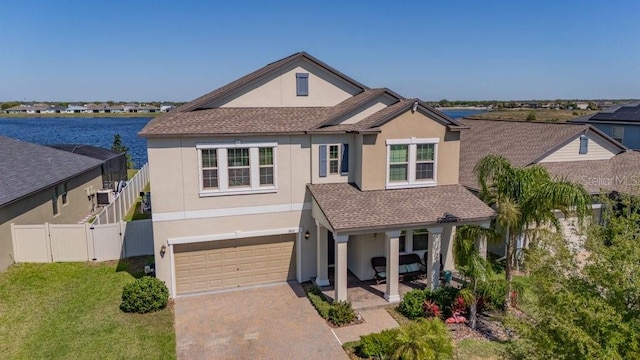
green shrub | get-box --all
[120,276,169,314]
[428,286,460,318]
[392,319,453,360]
[398,289,428,319]
[308,292,331,319]
[359,328,399,358]
[328,300,355,326]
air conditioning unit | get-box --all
[96,190,114,205]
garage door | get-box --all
[174,234,296,295]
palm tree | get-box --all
[474,155,591,310]
[454,225,496,329]
[391,319,453,360]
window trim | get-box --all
[579,135,588,155]
[296,72,309,96]
[385,138,439,189]
[328,145,340,175]
[197,142,278,196]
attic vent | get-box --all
[579,135,588,154]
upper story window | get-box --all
[296,73,309,96]
[386,138,438,189]
[612,126,624,144]
[197,142,277,196]
[319,144,349,177]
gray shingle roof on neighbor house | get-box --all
[572,102,640,124]
[307,183,495,233]
[0,136,103,207]
[458,119,638,194]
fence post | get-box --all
[84,222,91,261]
[44,222,53,262]
[121,221,127,259]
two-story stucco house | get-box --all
[140,52,495,302]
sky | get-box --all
[1,0,638,102]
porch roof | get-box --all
[307,183,495,233]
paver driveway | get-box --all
[175,282,348,360]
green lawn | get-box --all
[123,183,151,222]
[455,339,506,359]
[0,259,175,359]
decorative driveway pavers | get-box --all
[174,283,348,360]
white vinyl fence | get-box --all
[11,219,154,263]
[94,163,149,225]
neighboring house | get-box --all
[138,105,160,113]
[66,105,86,113]
[48,144,128,190]
[140,52,495,301]
[576,102,589,110]
[0,136,104,271]
[160,105,175,112]
[458,119,640,253]
[571,101,640,149]
[5,105,28,114]
[123,104,139,113]
[106,104,125,113]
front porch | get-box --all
[307,183,496,307]
[320,269,465,310]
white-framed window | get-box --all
[319,144,349,177]
[329,145,340,175]
[197,142,277,196]
[612,126,624,144]
[386,138,438,189]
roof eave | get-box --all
[332,215,495,234]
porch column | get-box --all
[384,231,401,303]
[427,227,443,290]
[334,234,349,302]
[440,226,455,271]
[475,221,490,259]
[315,221,330,287]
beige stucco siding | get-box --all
[538,134,620,163]
[147,135,312,214]
[359,110,461,191]
[0,168,102,271]
[216,59,361,108]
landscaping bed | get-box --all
[301,282,363,327]
[0,258,175,359]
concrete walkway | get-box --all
[174,283,348,360]
[333,308,399,344]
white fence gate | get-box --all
[11,219,154,263]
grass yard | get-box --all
[455,339,506,359]
[123,183,151,222]
[470,108,595,122]
[0,259,175,359]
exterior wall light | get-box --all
[160,244,166,258]
[304,231,310,239]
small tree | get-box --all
[112,134,134,169]
[392,319,453,360]
[526,111,537,121]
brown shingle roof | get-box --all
[541,151,640,194]
[307,183,495,233]
[459,119,628,192]
[140,107,333,136]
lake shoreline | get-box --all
[0,112,161,118]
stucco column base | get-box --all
[315,278,330,287]
[384,293,401,303]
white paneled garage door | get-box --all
[174,234,296,295]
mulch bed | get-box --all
[448,313,509,342]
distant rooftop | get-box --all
[572,101,640,124]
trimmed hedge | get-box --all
[305,284,356,326]
[120,276,169,314]
[398,289,428,319]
